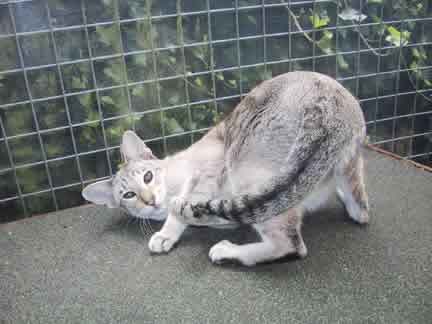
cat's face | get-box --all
[82,131,168,220]
[112,159,167,220]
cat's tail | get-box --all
[172,182,296,225]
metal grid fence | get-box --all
[0,0,431,221]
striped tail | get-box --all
[174,182,293,225]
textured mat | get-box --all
[1,149,431,323]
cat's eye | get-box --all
[143,171,153,184]
[123,191,136,199]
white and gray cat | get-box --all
[82,71,369,266]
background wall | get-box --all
[0,0,431,222]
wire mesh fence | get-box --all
[0,0,431,221]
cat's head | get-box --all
[82,131,168,220]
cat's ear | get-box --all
[82,179,118,208]
[121,130,156,161]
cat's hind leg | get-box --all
[336,153,369,224]
[209,207,307,266]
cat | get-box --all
[82,71,369,266]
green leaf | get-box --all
[134,54,149,66]
[95,25,122,53]
[216,73,224,81]
[247,15,257,25]
[195,77,204,87]
[165,118,184,134]
[338,8,367,22]
[309,13,330,28]
[336,54,349,70]
[168,56,176,65]
[71,76,85,90]
[101,96,115,105]
[78,93,93,108]
[87,110,100,123]
[316,30,334,54]
[385,26,411,46]
[387,26,400,39]
[228,79,237,87]
[132,86,145,97]
[412,47,427,60]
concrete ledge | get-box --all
[1,149,431,323]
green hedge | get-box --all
[0,0,431,221]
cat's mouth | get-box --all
[142,202,159,210]
[148,202,165,211]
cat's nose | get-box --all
[147,196,156,206]
[140,190,155,206]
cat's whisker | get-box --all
[143,218,156,235]
[139,217,156,238]
[141,219,154,237]
[138,218,150,237]
[124,213,134,228]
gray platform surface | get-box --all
[1,149,432,324]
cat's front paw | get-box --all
[209,240,239,265]
[169,197,195,222]
[148,232,177,253]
